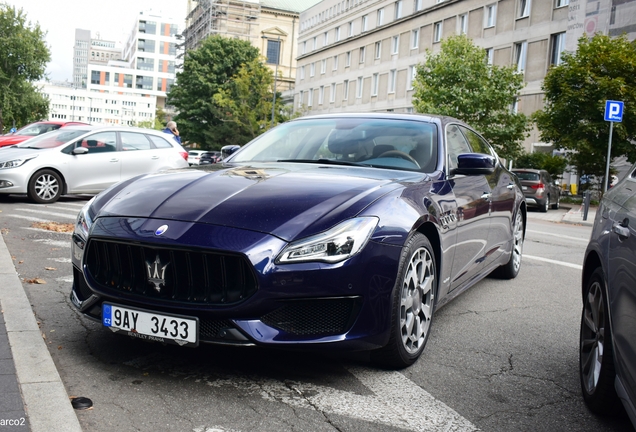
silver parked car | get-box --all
[0,126,189,203]
[512,168,561,212]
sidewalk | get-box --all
[560,205,597,227]
[0,233,81,432]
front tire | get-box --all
[580,267,619,415]
[372,233,436,369]
[28,169,62,204]
[491,208,524,279]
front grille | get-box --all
[261,298,359,336]
[200,318,235,340]
[85,239,258,305]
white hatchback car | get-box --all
[187,150,206,166]
[0,126,189,203]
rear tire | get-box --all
[552,196,560,210]
[540,196,549,212]
[491,208,524,279]
[28,169,62,204]
[372,233,436,369]
[580,267,620,415]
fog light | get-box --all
[0,180,13,188]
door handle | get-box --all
[612,218,630,239]
[151,156,160,160]
[109,159,119,163]
[481,192,491,200]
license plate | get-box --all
[102,303,198,347]
[522,186,527,191]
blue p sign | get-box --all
[604,100,624,122]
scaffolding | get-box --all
[184,0,261,52]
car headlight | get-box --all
[0,156,36,169]
[75,197,96,240]
[276,217,379,264]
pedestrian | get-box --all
[162,121,181,144]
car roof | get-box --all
[512,168,544,173]
[292,112,461,126]
[62,125,173,136]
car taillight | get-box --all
[180,151,188,161]
[531,183,545,190]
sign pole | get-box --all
[604,121,613,194]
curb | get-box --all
[0,233,82,432]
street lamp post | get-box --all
[262,35,280,128]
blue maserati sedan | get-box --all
[70,113,526,368]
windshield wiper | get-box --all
[277,158,368,167]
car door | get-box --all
[64,131,121,193]
[119,132,163,180]
[459,126,516,268]
[447,124,492,291]
[607,173,636,404]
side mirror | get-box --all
[453,153,496,175]
[72,147,89,155]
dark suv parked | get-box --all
[512,169,561,212]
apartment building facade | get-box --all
[293,0,576,150]
[73,29,121,89]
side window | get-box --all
[66,132,117,154]
[459,126,494,156]
[446,124,472,170]
[120,132,152,151]
[148,134,173,148]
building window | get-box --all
[375,41,382,59]
[330,83,336,102]
[362,15,368,31]
[319,85,324,105]
[389,69,396,93]
[346,51,351,66]
[415,0,423,11]
[90,70,100,85]
[407,65,416,90]
[556,0,569,6]
[313,36,317,50]
[459,14,468,35]
[356,76,363,98]
[310,62,315,77]
[300,65,305,79]
[333,55,339,70]
[377,8,384,26]
[485,48,494,65]
[321,59,326,74]
[349,21,354,36]
[308,88,313,107]
[411,29,419,49]
[137,39,155,53]
[324,31,329,46]
[485,4,497,28]
[433,22,442,42]
[359,46,366,63]
[512,98,519,113]
[343,79,349,100]
[392,35,399,54]
[551,32,566,65]
[299,90,304,107]
[266,39,280,65]
[515,41,527,73]
[518,0,531,18]
[372,73,379,96]
[395,1,403,19]
[302,41,307,54]
[336,26,341,41]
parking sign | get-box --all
[604,100,624,122]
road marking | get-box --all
[28,203,83,212]
[15,208,77,220]
[203,366,477,431]
[524,254,583,270]
[23,227,73,236]
[526,229,588,243]
[34,239,71,248]
[48,258,71,263]
[55,276,74,283]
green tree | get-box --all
[213,57,283,143]
[0,3,50,133]
[412,35,529,161]
[167,35,263,149]
[514,151,568,178]
[534,34,636,186]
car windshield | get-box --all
[16,123,62,136]
[515,172,540,181]
[230,118,439,172]
[16,129,91,149]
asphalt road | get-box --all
[0,195,633,432]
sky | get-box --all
[9,0,188,82]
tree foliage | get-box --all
[514,152,568,178]
[168,35,279,149]
[534,34,636,181]
[0,3,50,133]
[412,35,529,161]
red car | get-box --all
[0,121,90,148]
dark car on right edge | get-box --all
[580,163,636,428]
[512,168,561,212]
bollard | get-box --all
[583,191,591,221]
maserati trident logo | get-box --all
[155,225,169,236]
[146,255,169,293]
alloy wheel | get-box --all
[34,174,59,201]
[511,211,524,273]
[581,280,606,394]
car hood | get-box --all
[0,135,30,147]
[0,147,44,160]
[94,163,422,241]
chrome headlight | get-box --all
[276,217,379,264]
[75,197,96,240]
[0,156,36,169]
